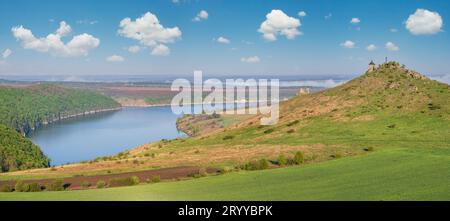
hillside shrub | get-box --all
[263,128,275,134]
[190,168,208,178]
[278,154,287,167]
[0,185,13,192]
[147,176,158,183]
[218,166,232,174]
[198,168,208,177]
[28,183,42,192]
[189,173,201,178]
[293,151,304,165]
[96,180,107,189]
[287,120,299,126]
[244,159,270,170]
[81,181,91,188]
[428,103,441,110]
[223,135,234,140]
[258,159,269,169]
[46,179,65,191]
[151,175,161,183]
[364,147,374,152]
[108,176,140,187]
[14,180,28,192]
[331,153,342,159]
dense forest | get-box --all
[0,84,120,135]
[0,84,120,172]
[0,124,49,172]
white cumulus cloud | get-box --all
[385,42,399,51]
[340,40,355,49]
[406,9,443,35]
[350,18,361,24]
[193,10,209,22]
[298,11,307,17]
[2,49,12,59]
[56,21,72,36]
[106,55,124,62]
[128,45,141,53]
[366,44,377,51]
[216,36,230,44]
[76,19,99,25]
[258,9,302,41]
[11,21,100,57]
[240,56,260,63]
[151,44,170,56]
[118,12,182,56]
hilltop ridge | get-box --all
[274,61,449,124]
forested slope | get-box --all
[0,84,120,135]
[0,84,120,172]
[0,124,49,172]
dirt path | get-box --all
[0,166,218,190]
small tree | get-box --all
[81,181,91,189]
[198,168,208,177]
[223,135,234,140]
[278,154,287,166]
[14,180,26,192]
[28,183,41,192]
[0,185,13,192]
[151,175,161,183]
[258,159,269,170]
[293,151,304,165]
[96,180,106,189]
[130,176,140,185]
[46,179,65,191]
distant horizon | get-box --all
[1,67,449,85]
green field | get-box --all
[1,148,449,201]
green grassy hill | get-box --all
[133,62,449,167]
[0,84,120,172]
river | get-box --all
[29,107,185,165]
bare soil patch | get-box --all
[0,166,218,190]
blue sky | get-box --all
[0,0,448,79]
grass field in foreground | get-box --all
[1,148,449,201]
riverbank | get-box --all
[26,107,123,136]
[42,107,122,125]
